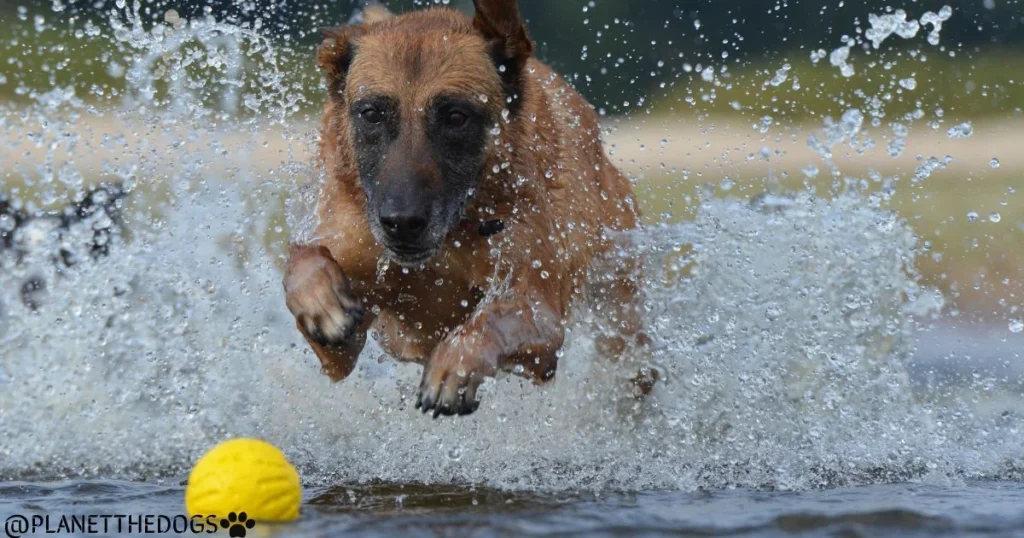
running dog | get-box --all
[284,0,650,416]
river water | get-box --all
[2,480,1024,537]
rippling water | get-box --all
[3,480,1024,536]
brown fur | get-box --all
[284,1,649,416]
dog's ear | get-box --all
[316,25,367,95]
[360,3,394,24]
[318,3,393,87]
[472,0,535,71]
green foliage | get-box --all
[2,0,1022,111]
[652,47,1024,122]
[0,20,322,115]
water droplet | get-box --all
[829,46,855,77]
[947,122,973,139]
[769,64,791,87]
[376,257,391,284]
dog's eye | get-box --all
[445,111,469,129]
[360,108,382,124]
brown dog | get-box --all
[284,0,648,417]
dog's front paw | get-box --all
[284,245,363,346]
[416,339,497,418]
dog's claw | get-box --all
[416,355,490,417]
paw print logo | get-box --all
[220,512,256,537]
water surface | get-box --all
[3,480,1024,537]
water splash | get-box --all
[4,176,1023,490]
[1,3,1022,493]
[865,10,921,50]
[807,108,867,160]
[829,6,953,77]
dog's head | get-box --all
[317,0,534,266]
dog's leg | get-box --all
[284,244,369,381]
[593,260,658,398]
[593,276,646,357]
[372,309,434,366]
[416,284,564,417]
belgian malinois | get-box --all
[284,0,650,417]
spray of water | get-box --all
[1,3,1022,491]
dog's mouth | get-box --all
[383,244,440,267]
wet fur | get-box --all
[284,1,648,416]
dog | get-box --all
[284,0,651,417]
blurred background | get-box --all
[2,0,1023,321]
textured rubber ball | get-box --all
[185,438,301,522]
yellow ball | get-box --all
[185,438,302,522]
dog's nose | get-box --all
[379,213,428,243]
